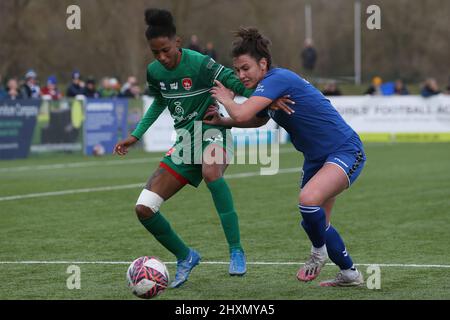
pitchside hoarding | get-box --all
[328,95,450,142]
[83,99,128,156]
[0,99,40,160]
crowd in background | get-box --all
[320,77,450,97]
[1,35,449,101]
[0,35,219,102]
[0,70,143,101]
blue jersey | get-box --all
[253,68,355,160]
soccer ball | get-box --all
[126,256,170,299]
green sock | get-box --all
[139,212,190,261]
[207,177,243,253]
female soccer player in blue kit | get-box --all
[205,27,366,286]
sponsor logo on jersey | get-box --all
[160,82,167,90]
[170,82,178,90]
[182,78,193,91]
[172,111,198,123]
[174,101,184,115]
[255,84,265,92]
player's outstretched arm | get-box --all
[203,105,269,128]
[113,135,138,156]
[211,80,272,122]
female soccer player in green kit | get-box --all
[114,8,292,288]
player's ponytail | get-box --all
[232,27,272,69]
[144,8,176,40]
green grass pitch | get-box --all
[0,142,449,299]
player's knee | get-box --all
[135,204,156,219]
[202,166,222,183]
[299,190,322,207]
[135,189,164,219]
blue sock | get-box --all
[299,205,326,248]
[325,224,354,270]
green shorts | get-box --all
[160,128,233,187]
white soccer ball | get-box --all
[126,256,170,299]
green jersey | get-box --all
[131,48,252,139]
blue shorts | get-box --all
[300,134,366,188]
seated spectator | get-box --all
[83,77,100,98]
[394,79,409,95]
[204,41,217,61]
[120,76,138,96]
[322,81,342,96]
[20,69,41,99]
[5,78,24,100]
[365,76,383,95]
[421,78,441,97]
[66,70,85,97]
[40,75,62,100]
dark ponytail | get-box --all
[232,27,272,69]
[144,8,176,40]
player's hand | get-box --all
[113,136,138,156]
[269,95,295,115]
[210,80,234,105]
[203,105,223,126]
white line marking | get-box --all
[0,157,161,173]
[0,149,296,173]
[0,261,449,268]
[0,167,301,202]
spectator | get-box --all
[421,78,441,97]
[120,84,141,99]
[204,41,217,60]
[40,75,62,100]
[0,74,7,99]
[109,78,121,96]
[188,34,202,53]
[445,76,450,95]
[120,76,138,96]
[66,70,85,97]
[322,81,342,96]
[99,77,118,98]
[301,38,317,75]
[128,84,142,99]
[5,78,24,100]
[393,79,409,95]
[365,76,383,95]
[83,77,100,98]
[20,69,41,98]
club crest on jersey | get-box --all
[182,78,193,91]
